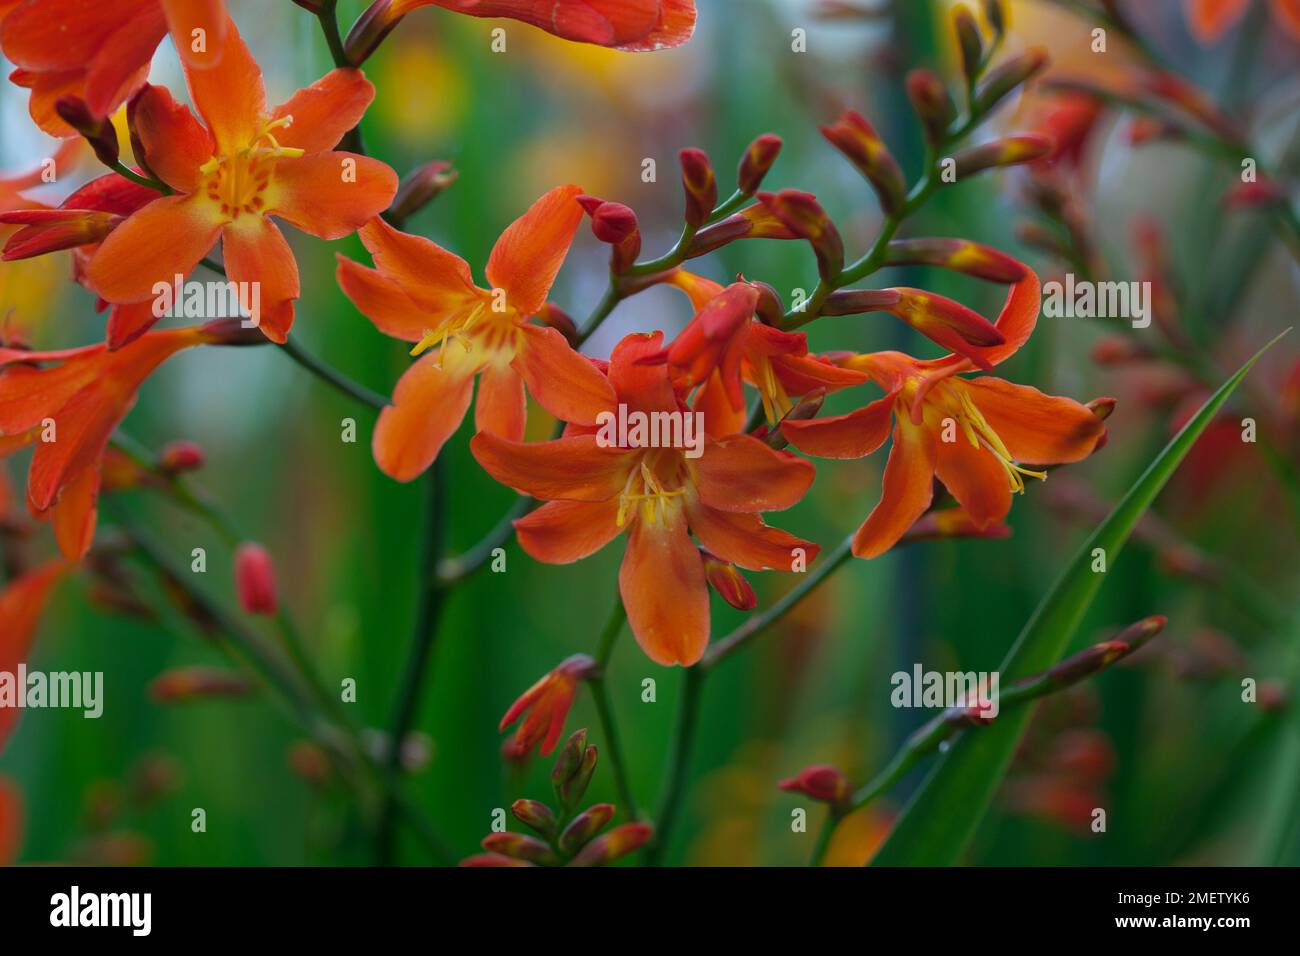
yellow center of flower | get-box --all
[409,297,524,368]
[199,116,303,221]
[615,449,688,528]
[941,382,1047,494]
[753,355,793,424]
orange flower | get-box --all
[336,186,616,480]
[83,16,397,343]
[0,560,71,752]
[1185,0,1300,43]
[782,267,1108,559]
[661,272,868,435]
[499,654,597,757]
[472,331,818,666]
[0,323,221,558]
[0,0,228,137]
[366,0,696,53]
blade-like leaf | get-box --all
[871,332,1288,866]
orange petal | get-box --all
[373,348,476,481]
[85,194,222,303]
[768,351,870,396]
[129,84,213,193]
[1,0,142,70]
[0,560,70,753]
[0,356,101,436]
[43,461,101,560]
[160,0,229,70]
[221,217,300,343]
[471,432,632,502]
[686,500,818,571]
[514,498,622,563]
[694,368,746,438]
[270,69,377,153]
[609,331,677,415]
[962,377,1106,464]
[782,393,895,459]
[693,434,815,512]
[475,363,526,440]
[106,302,163,350]
[933,432,1012,530]
[485,184,584,317]
[1272,0,1300,40]
[357,216,480,316]
[182,14,265,154]
[82,5,167,117]
[619,510,709,666]
[963,269,1040,368]
[1187,0,1250,42]
[268,152,398,240]
[852,417,936,559]
[335,255,431,342]
[513,325,615,427]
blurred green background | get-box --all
[1,0,1297,866]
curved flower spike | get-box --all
[783,265,1108,559]
[1,0,228,137]
[84,15,397,343]
[472,332,819,666]
[337,185,616,480]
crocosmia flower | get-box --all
[0,0,227,136]
[472,331,818,666]
[84,16,397,343]
[336,185,616,480]
[782,268,1108,559]
[499,654,597,758]
[0,323,223,558]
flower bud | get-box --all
[1086,396,1118,421]
[389,160,458,224]
[568,822,653,866]
[679,148,718,229]
[685,204,798,257]
[481,832,560,865]
[287,740,332,787]
[778,764,850,807]
[899,508,1011,543]
[983,0,1005,35]
[974,49,1049,115]
[765,389,826,450]
[953,6,983,83]
[1090,336,1149,366]
[536,303,580,346]
[578,195,642,273]
[820,110,906,215]
[558,802,615,856]
[884,238,1027,282]
[702,551,757,610]
[738,133,782,194]
[157,440,205,475]
[234,542,278,616]
[826,287,1005,367]
[1046,616,1167,687]
[343,0,402,66]
[501,655,596,758]
[0,209,122,261]
[511,799,558,838]
[905,70,955,145]
[551,728,597,811]
[952,135,1053,178]
[1222,179,1287,211]
[149,667,254,702]
[459,853,533,867]
[55,96,119,168]
[757,190,844,280]
[750,280,785,327]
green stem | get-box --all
[645,664,705,865]
[278,336,389,410]
[587,600,637,819]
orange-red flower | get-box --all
[0,323,221,558]
[336,186,616,480]
[499,654,597,757]
[783,267,1108,559]
[661,272,869,436]
[0,0,227,137]
[372,0,696,52]
[472,331,818,666]
[1185,0,1300,43]
[83,16,397,343]
[0,559,71,752]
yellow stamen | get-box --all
[951,386,1047,494]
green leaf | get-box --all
[871,331,1288,867]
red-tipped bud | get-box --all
[579,196,642,273]
[952,135,1054,178]
[552,729,598,813]
[679,148,718,228]
[343,0,402,66]
[702,551,757,610]
[758,190,844,280]
[685,204,799,257]
[1086,397,1117,421]
[149,667,254,703]
[1046,616,1167,686]
[234,542,278,616]
[826,287,1005,367]
[1091,336,1150,366]
[1222,178,1288,212]
[750,280,786,327]
[884,238,1027,282]
[778,764,850,807]
[157,440,205,475]
[481,832,560,865]
[287,740,332,787]
[55,96,119,168]
[953,6,984,82]
[459,853,534,867]
[821,110,907,215]
[906,70,955,145]
[899,508,1012,543]
[983,0,1005,34]
[975,49,1049,115]
[500,655,597,758]
[511,799,558,838]
[766,388,827,449]
[536,303,580,346]
[558,803,615,856]
[389,160,458,223]
[0,209,122,261]
[738,133,782,194]
[568,821,653,866]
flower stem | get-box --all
[645,664,705,865]
[586,599,638,819]
[277,336,389,410]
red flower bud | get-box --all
[824,287,1005,366]
[150,667,254,703]
[552,728,598,811]
[679,148,718,228]
[234,542,278,616]
[820,110,907,215]
[578,195,642,273]
[738,133,782,194]
[757,189,844,280]
[157,440,206,475]
[899,508,1011,543]
[905,70,955,145]
[974,49,1049,115]
[778,764,850,806]
[702,551,757,610]
[0,209,122,261]
[54,96,119,167]
[481,832,560,865]
[568,822,653,866]
[536,303,580,346]
[952,135,1053,178]
[389,160,458,223]
[558,802,615,856]
[884,238,1027,282]
[511,799,558,837]
[953,5,983,82]
[500,655,597,758]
